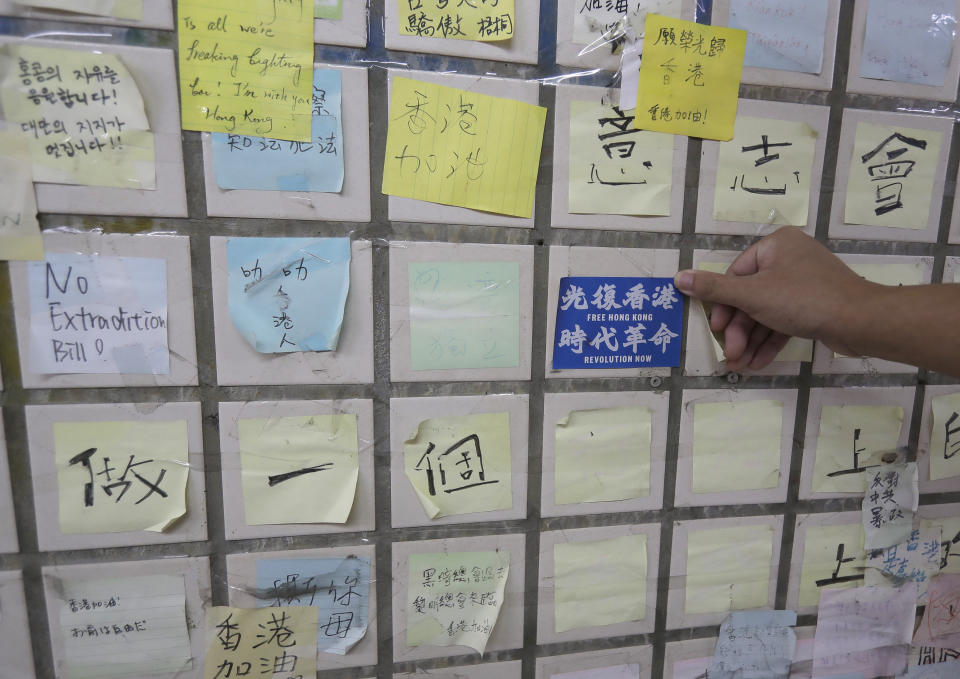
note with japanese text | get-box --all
[0,44,155,188]
[256,556,370,654]
[553,276,682,369]
[54,420,189,534]
[729,0,828,74]
[862,462,918,549]
[17,0,143,19]
[915,574,960,650]
[59,574,192,679]
[930,393,960,481]
[797,522,866,608]
[315,0,341,20]
[861,0,956,87]
[812,405,903,494]
[708,610,797,679]
[383,76,546,217]
[0,125,43,261]
[239,414,359,525]
[692,400,783,493]
[227,237,351,353]
[399,0,515,41]
[177,0,314,141]
[406,550,509,653]
[684,525,773,615]
[635,14,747,140]
[573,0,682,47]
[204,606,318,679]
[211,68,344,192]
[28,253,169,375]
[404,412,512,519]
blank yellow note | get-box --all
[848,261,925,287]
[554,534,646,633]
[0,126,43,261]
[398,0,515,41]
[812,405,903,493]
[18,0,142,19]
[177,0,313,141]
[382,76,547,217]
[692,399,783,493]
[797,522,865,608]
[930,392,960,481]
[635,14,747,141]
[684,524,773,615]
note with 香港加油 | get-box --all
[399,0,515,41]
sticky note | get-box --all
[684,524,773,615]
[59,574,192,679]
[797,522,866,608]
[315,0,341,20]
[403,412,512,519]
[866,527,941,597]
[383,76,547,217]
[555,666,641,679]
[708,610,797,679]
[204,606,318,679]
[713,117,818,226]
[226,237,351,354]
[406,550,509,653]
[0,44,155,189]
[692,399,783,493]
[554,534,647,633]
[28,253,169,375]
[568,100,674,217]
[238,414,359,525]
[812,404,903,494]
[861,0,955,87]
[399,0,516,41]
[843,122,942,229]
[920,515,960,575]
[554,406,651,505]
[16,0,143,19]
[914,574,960,650]
[211,68,344,193]
[729,0,829,74]
[177,0,314,142]
[930,393,960,481]
[54,420,189,534]
[635,14,747,141]
[573,0,683,47]
[0,125,43,261]
[863,462,918,550]
[408,261,520,371]
[904,661,960,679]
[256,556,370,655]
[553,276,683,369]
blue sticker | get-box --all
[552,276,683,369]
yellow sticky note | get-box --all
[0,126,43,261]
[797,522,865,608]
[554,406,651,505]
[812,405,903,494]
[404,412,512,518]
[177,0,313,141]
[692,400,783,493]
[554,534,647,633]
[714,117,817,226]
[684,524,773,615]
[398,0,515,41]
[843,122,942,229]
[238,414,359,525]
[930,393,960,481]
[0,44,155,189]
[54,420,190,534]
[848,261,925,287]
[383,76,546,217]
[18,0,143,20]
[204,606,318,679]
[635,14,747,141]
[568,100,674,216]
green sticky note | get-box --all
[315,0,342,20]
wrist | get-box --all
[832,280,890,358]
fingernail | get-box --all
[675,270,694,293]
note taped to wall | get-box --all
[862,462,918,550]
[684,524,773,615]
[16,0,143,20]
[54,420,189,534]
[238,414,359,525]
[204,606,318,679]
[0,125,43,261]
[27,253,169,375]
[383,76,546,217]
[403,412,512,519]
[861,0,956,87]
[555,665,641,679]
[930,393,960,481]
[315,0,342,20]
[797,522,865,608]
[634,14,747,141]
[0,44,155,189]
[572,0,683,48]
[399,0,516,41]
[708,610,797,679]
[729,0,829,74]
[177,0,314,141]
[812,404,904,494]
[59,573,192,679]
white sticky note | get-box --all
[555,664,641,679]
[730,0,829,74]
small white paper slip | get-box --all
[555,664,640,679]
[59,574,192,679]
[27,253,169,375]
[862,462,919,550]
[619,39,643,111]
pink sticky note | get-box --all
[915,574,960,650]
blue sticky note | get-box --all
[256,557,370,655]
[709,610,798,679]
[211,68,345,192]
[729,0,829,74]
[226,237,351,353]
[860,0,956,87]
[905,661,960,678]
[552,276,683,369]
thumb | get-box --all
[674,269,753,307]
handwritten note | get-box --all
[862,462,918,549]
[315,0,341,20]
[866,527,941,595]
[635,14,747,141]
[729,0,829,74]
[28,253,169,375]
[0,125,42,261]
[59,574,191,679]
[930,393,960,481]
[407,550,509,653]
[383,76,546,217]
[707,610,797,679]
[797,522,866,608]
[177,0,314,141]
[554,534,646,633]
[226,237,351,353]
[238,414,359,525]
[204,606,318,679]
[555,665,641,679]
[573,0,682,47]
[408,261,520,371]
[861,0,956,87]
[256,556,370,654]
[915,574,960,650]
[812,404,904,494]
[554,406,651,505]
[16,0,143,19]
[211,68,344,192]
[568,100,674,217]
[399,0,515,41]
[684,525,773,615]
[403,412,512,519]
[0,44,155,189]
[54,420,189,534]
